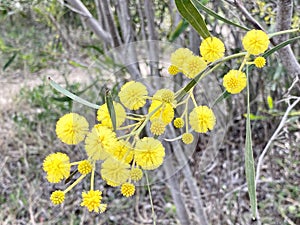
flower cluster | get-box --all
[43,29,270,213]
[43,79,217,212]
[169,36,225,78]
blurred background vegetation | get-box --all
[0,0,299,224]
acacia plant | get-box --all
[42,0,299,224]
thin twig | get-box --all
[65,0,112,44]
[255,97,300,182]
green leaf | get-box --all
[48,77,100,109]
[175,0,211,39]
[242,113,267,120]
[211,91,231,107]
[267,95,273,110]
[68,60,88,69]
[169,19,189,42]
[3,52,17,71]
[245,66,257,219]
[105,91,116,131]
[82,45,104,54]
[263,35,300,58]
[192,0,250,31]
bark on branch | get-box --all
[275,0,300,76]
[65,0,112,44]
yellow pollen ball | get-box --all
[101,157,130,186]
[134,137,165,170]
[55,113,89,145]
[254,56,266,68]
[121,183,135,197]
[43,152,71,183]
[182,133,194,144]
[130,168,143,181]
[200,37,225,62]
[150,118,166,135]
[223,70,247,94]
[168,65,180,75]
[50,190,65,205]
[161,89,175,104]
[182,55,207,79]
[242,29,269,55]
[170,48,194,70]
[97,102,126,128]
[189,106,216,133]
[81,190,102,213]
[173,118,184,128]
[118,81,148,110]
[78,160,93,175]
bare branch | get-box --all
[274,0,300,76]
[65,0,112,44]
[255,97,300,183]
[163,143,191,225]
[233,0,265,31]
[101,0,122,47]
[144,0,159,76]
[116,0,141,79]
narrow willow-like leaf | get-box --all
[169,19,189,42]
[263,35,300,58]
[192,0,250,31]
[68,60,88,69]
[105,91,116,131]
[211,91,230,107]
[3,52,17,71]
[175,0,211,39]
[245,66,257,218]
[48,77,100,109]
[267,95,273,110]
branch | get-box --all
[144,0,159,76]
[100,0,121,47]
[274,0,300,76]
[167,127,209,225]
[64,0,112,44]
[255,97,300,183]
[163,144,190,225]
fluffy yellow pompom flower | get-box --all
[85,124,117,161]
[150,118,166,135]
[56,113,89,145]
[101,157,130,186]
[242,29,269,55]
[43,152,70,183]
[189,106,216,133]
[254,56,266,68]
[118,81,148,110]
[168,65,179,75]
[182,55,207,79]
[173,118,184,128]
[134,137,165,170]
[160,89,175,104]
[223,70,247,94]
[81,190,102,213]
[130,168,143,181]
[78,160,93,175]
[171,48,194,70]
[97,102,126,128]
[50,190,65,205]
[107,140,133,164]
[121,183,135,197]
[149,89,175,124]
[182,133,194,144]
[200,37,225,62]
